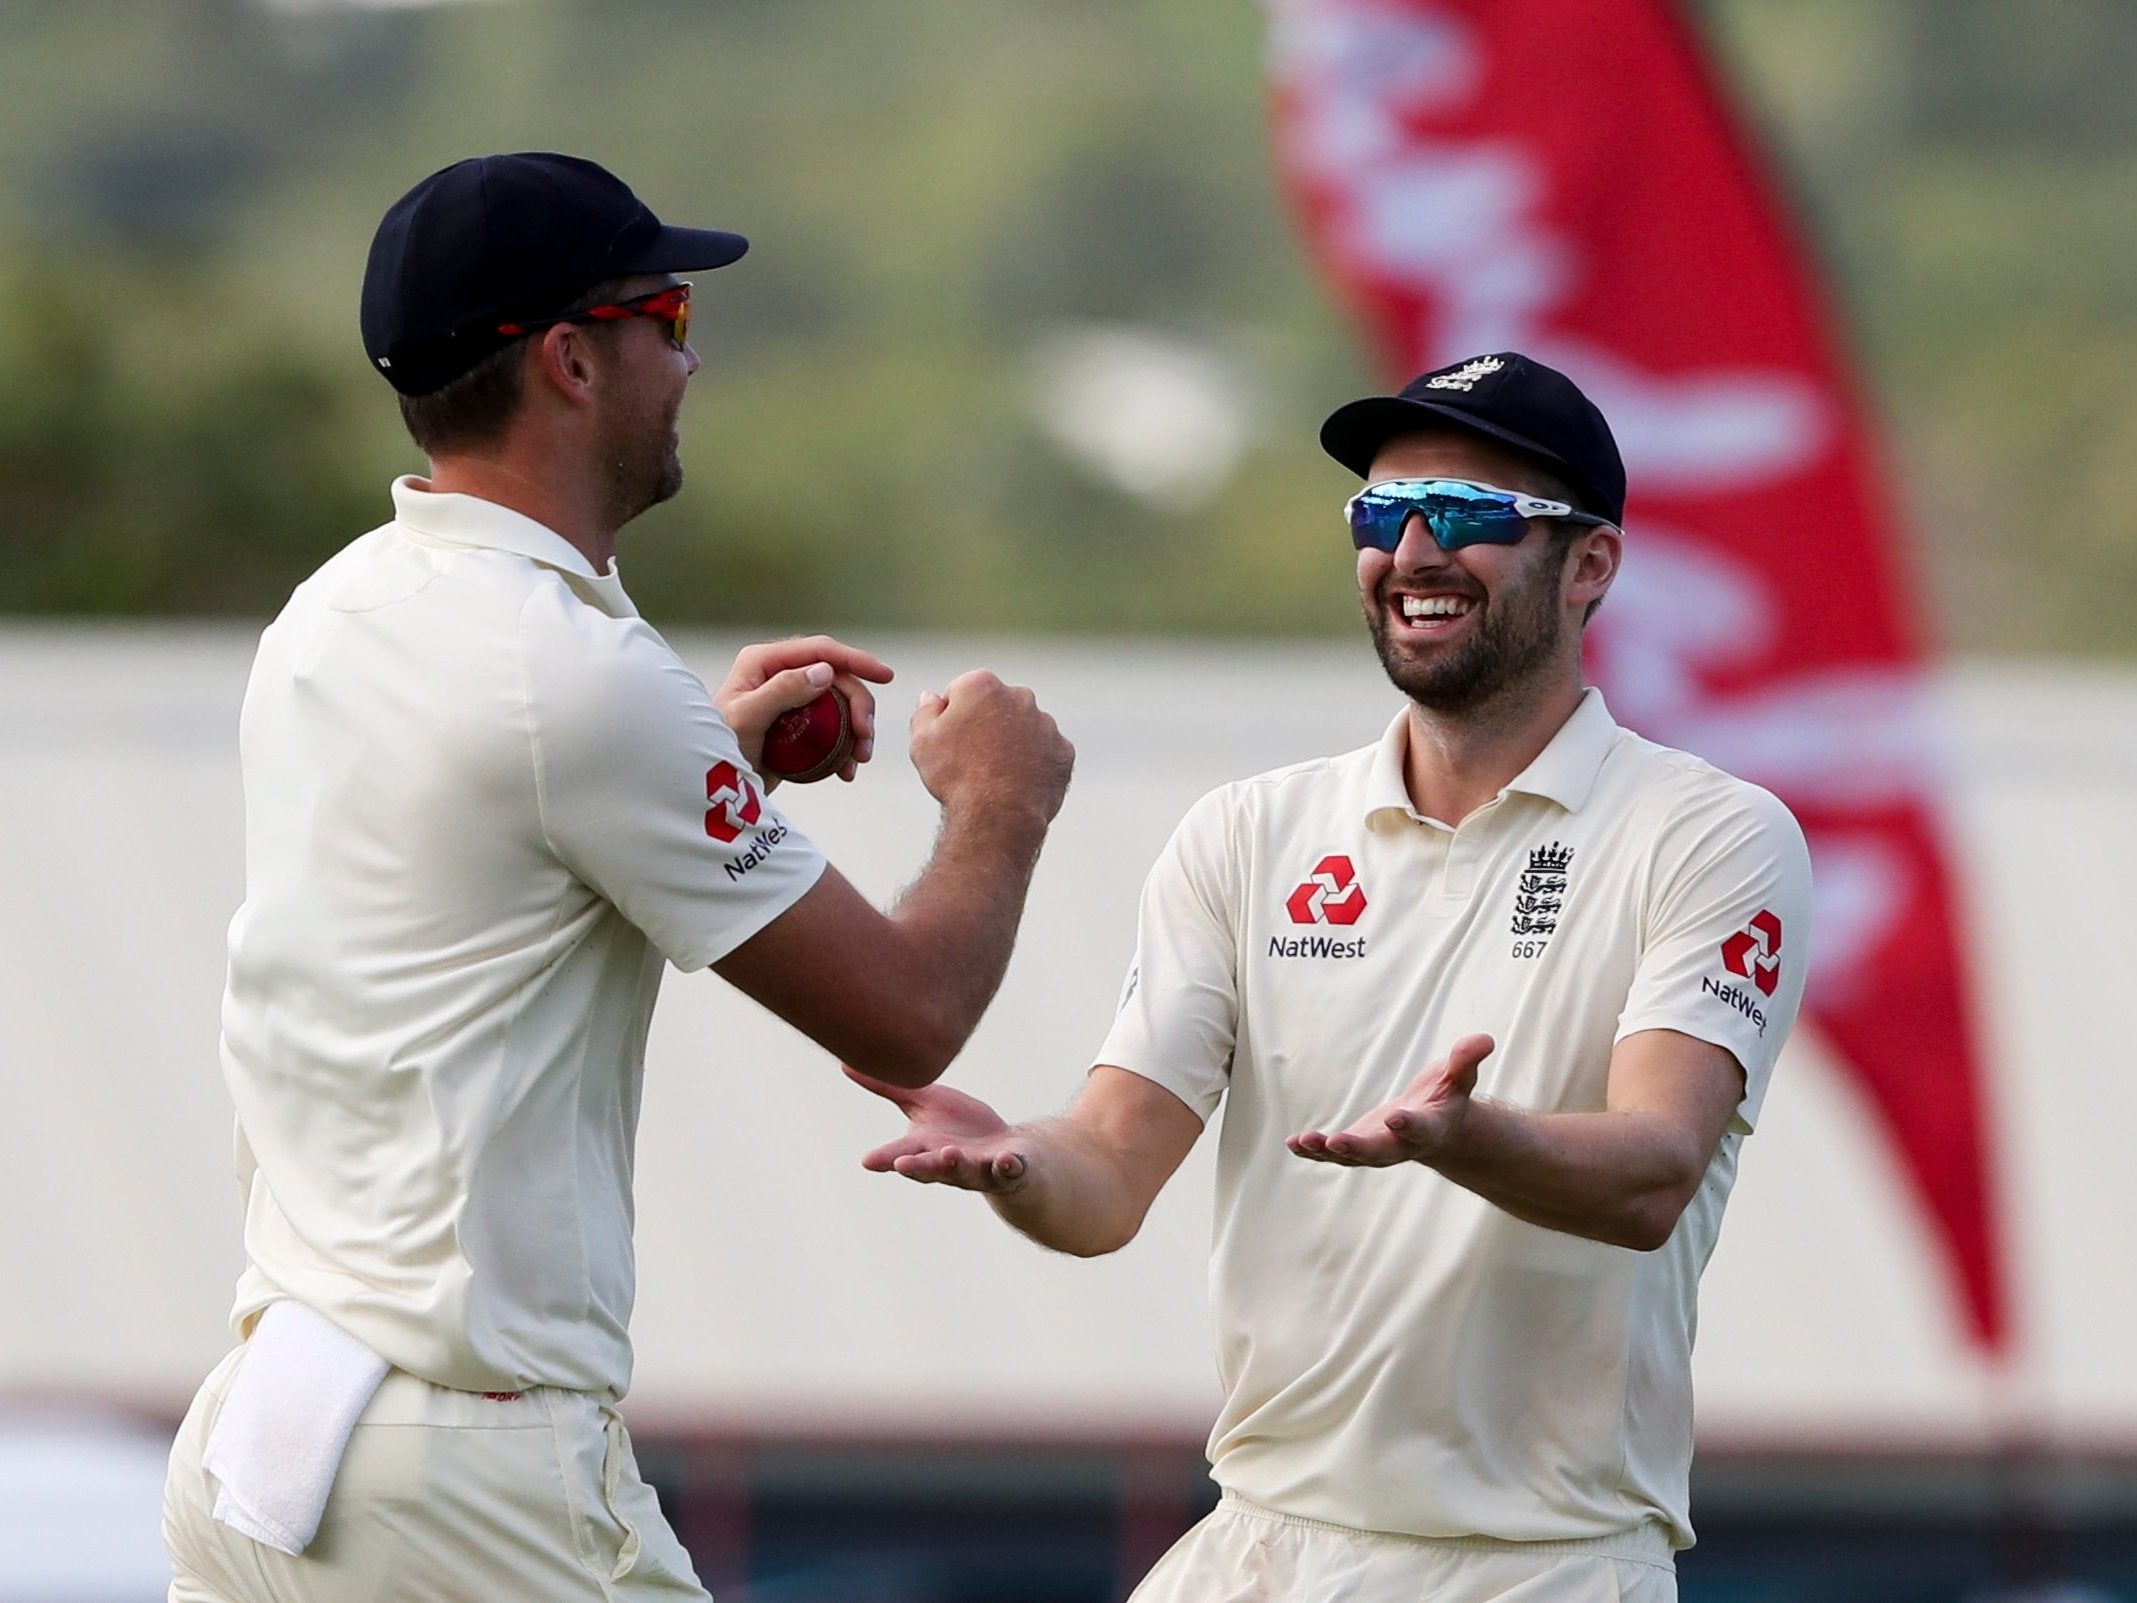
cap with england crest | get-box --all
[1319,353,1626,525]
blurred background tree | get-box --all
[0,0,2131,651]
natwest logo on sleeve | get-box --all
[1284,855,1367,926]
[1704,908,1782,1035]
[704,761,764,844]
[1720,910,1784,997]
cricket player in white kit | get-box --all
[162,153,1075,1601]
[858,353,1812,1601]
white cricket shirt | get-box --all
[1097,689,1810,1549]
[220,478,824,1397]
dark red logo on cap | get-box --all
[1720,911,1783,997]
[1285,856,1367,926]
[704,761,764,844]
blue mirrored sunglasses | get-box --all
[1344,478,1613,552]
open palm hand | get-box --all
[847,1067,1031,1192]
[1286,1034,1495,1168]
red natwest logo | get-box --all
[704,761,764,843]
[1720,910,1783,997]
[1285,855,1367,926]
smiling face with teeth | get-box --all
[1357,429,1619,719]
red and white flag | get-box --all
[1267,0,2005,1349]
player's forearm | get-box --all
[1425,1101,1709,1250]
[878,801,1053,1076]
[986,1118,1151,1258]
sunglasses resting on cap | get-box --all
[1345,478,1615,553]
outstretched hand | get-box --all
[1287,1033,1495,1168]
[847,1066,1031,1193]
[715,635,894,783]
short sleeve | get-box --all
[520,597,826,971]
[1092,786,1242,1122]
[1614,779,1812,1132]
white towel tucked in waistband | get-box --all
[201,1299,390,1556]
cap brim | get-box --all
[1319,396,1606,516]
[619,225,750,274]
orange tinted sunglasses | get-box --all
[498,282,692,351]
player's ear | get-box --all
[530,323,600,409]
[1566,524,1621,616]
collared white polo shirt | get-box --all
[1097,688,1811,1549]
[220,477,824,1397]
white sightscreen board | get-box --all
[1,628,2133,1448]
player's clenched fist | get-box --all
[907,669,1074,826]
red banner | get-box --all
[1267,0,2005,1349]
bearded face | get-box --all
[1363,528,1573,714]
[594,359,687,524]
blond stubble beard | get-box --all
[596,395,685,529]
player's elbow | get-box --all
[1062,1211,1143,1258]
[1615,1170,1704,1250]
[1066,1177,1162,1258]
[1016,1210,1139,1259]
[1058,1234,1131,1259]
[839,1003,967,1089]
[1612,1197,1686,1252]
[841,1032,954,1090]
[998,1167,1150,1260]
[1603,1124,1711,1250]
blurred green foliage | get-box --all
[0,0,2133,652]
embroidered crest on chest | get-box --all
[1509,841,1573,955]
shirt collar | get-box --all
[390,476,637,618]
[1363,686,1620,824]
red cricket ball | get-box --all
[760,687,854,784]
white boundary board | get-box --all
[2,627,2133,1450]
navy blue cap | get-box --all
[360,152,748,396]
[1319,352,1626,525]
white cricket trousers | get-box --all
[164,1343,711,1603]
[1127,1495,1678,1603]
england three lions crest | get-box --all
[1509,841,1572,953]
